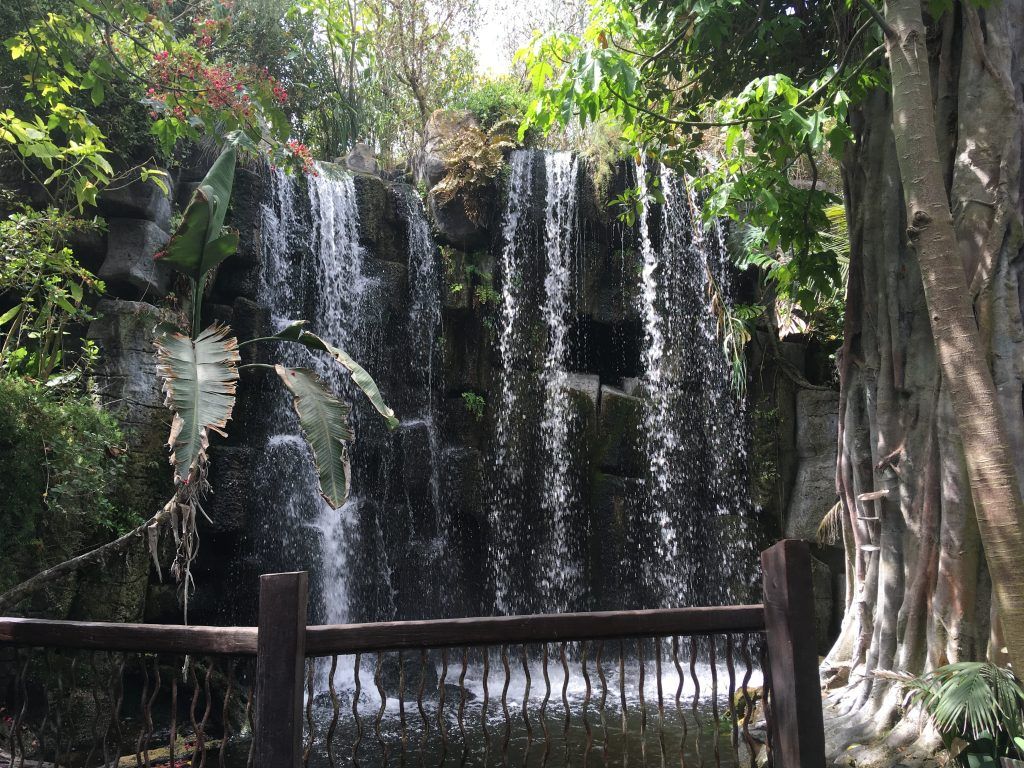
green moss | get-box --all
[0,378,136,594]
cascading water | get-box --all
[242,151,755,629]
[536,152,583,612]
[636,163,754,607]
[487,150,536,615]
[244,166,377,626]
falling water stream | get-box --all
[237,156,762,766]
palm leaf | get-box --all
[155,322,240,483]
[899,662,1024,744]
[157,143,238,286]
[265,321,399,429]
[275,365,353,509]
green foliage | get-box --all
[1,0,303,211]
[432,122,517,224]
[890,663,1024,766]
[0,378,133,592]
[276,365,354,508]
[157,138,241,332]
[0,205,104,383]
[262,319,399,429]
[154,323,241,484]
[461,391,486,421]
[457,76,533,130]
[289,0,478,161]
[516,0,884,362]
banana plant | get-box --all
[152,136,397,609]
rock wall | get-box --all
[44,140,842,635]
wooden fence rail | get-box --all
[0,539,824,768]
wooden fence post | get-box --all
[254,571,308,768]
[761,540,825,768]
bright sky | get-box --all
[473,0,582,76]
[474,10,512,75]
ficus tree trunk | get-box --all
[883,0,1024,664]
[827,0,1024,746]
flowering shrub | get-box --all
[3,0,316,209]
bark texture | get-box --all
[827,0,1024,744]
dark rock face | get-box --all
[87,299,177,622]
[97,168,173,231]
[597,385,645,477]
[98,219,172,297]
[427,195,491,250]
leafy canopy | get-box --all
[516,0,887,349]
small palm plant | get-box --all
[153,136,397,610]
[888,662,1024,768]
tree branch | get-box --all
[0,503,172,613]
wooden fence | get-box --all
[0,540,824,768]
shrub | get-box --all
[457,77,533,131]
[0,378,134,593]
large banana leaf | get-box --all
[267,321,399,430]
[155,322,240,483]
[157,142,239,285]
[275,365,354,508]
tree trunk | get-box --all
[827,0,1024,747]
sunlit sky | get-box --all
[474,10,513,75]
[473,0,576,76]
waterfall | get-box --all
[250,166,374,626]
[488,150,535,615]
[636,163,753,607]
[487,151,587,614]
[241,151,755,632]
[536,152,582,612]
[402,186,442,516]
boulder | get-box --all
[419,109,479,190]
[97,168,173,231]
[98,218,172,298]
[346,143,379,175]
[419,110,496,249]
